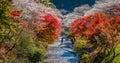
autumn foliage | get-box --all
[35,14,61,43]
[11,9,61,44]
[11,10,20,16]
[71,13,120,39]
[0,0,61,63]
[71,12,120,63]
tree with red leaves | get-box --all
[36,14,61,44]
[71,12,120,63]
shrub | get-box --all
[74,38,87,54]
[28,48,45,63]
[7,30,46,63]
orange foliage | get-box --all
[35,14,61,43]
[71,12,120,40]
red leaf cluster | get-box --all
[11,11,61,43]
[36,14,61,43]
[71,13,120,39]
[11,10,20,16]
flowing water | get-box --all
[41,37,78,63]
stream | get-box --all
[41,37,78,63]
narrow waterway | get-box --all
[42,37,78,63]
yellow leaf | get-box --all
[10,26,16,33]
